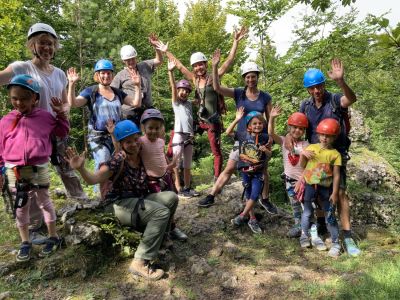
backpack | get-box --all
[303,93,351,151]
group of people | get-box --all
[0,22,361,281]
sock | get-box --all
[343,230,352,238]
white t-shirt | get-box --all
[172,100,193,134]
[280,136,309,180]
[11,60,67,116]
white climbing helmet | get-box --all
[240,62,260,76]
[190,52,207,66]
[27,23,57,40]
[120,45,138,60]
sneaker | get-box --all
[129,259,164,281]
[328,242,341,257]
[258,198,278,214]
[178,188,193,199]
[16,242,32,262]
[300,234,311,248]
[231,215,245,227]
[197,194,215,208]
[311,236,328,251]
[287,225,302,238]
[344,238,361,257]
[169,227,188,241]
[248,219,262,234]
[39,237,62,258]
[187,188,200,197]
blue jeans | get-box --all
[241,172,264,201]
[301,184,339,243]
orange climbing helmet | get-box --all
[316,118,340,136]
[287,112,308,128]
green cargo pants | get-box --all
[105,191,178,261]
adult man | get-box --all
[299,58,361,257]
[167,27,247,180]
[111,34,167,109]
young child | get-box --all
[167,58,199,198]
[139,108,187,241]
[0,74,69,261]
[268,106,309,238]
[299,118,341,257]
[227,108,271,234]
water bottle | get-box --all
[310,224,318,239]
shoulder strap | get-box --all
[110,86,125,105]
[86,85,98,116]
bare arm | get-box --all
[123,69,142,107]
[268,106,282,145]
[167,58,178,103]
[212,49,234,98]
[330,165,340,204]
[226,107,245,136]
[67,67,88,108]
[166,52,194,82]
[65,148,112,185]
[327,58,357,108]
[218,26,248,77]
[149,33,168,68]
[0,65,14,86]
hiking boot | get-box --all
[248,219,262,234]
[287,225,302,238]
[311,236,328,251]
[169,227,188,241]
[328,242,341,258]
[231,214,245,227]
[129,259,164,281]
[300,234,311,248]
[344,238,361,257]
[39,237,62,258]
[258,198,278,214]
[16,242,32,262]
[197,194,215,208]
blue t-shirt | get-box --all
[235,131,269,171]
[80,87,126,131]
[299,91,349,154]
[234,88,271,132]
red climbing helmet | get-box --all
[316,118,340,135]
[287,112,308,128]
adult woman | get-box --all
[67,59,141,175]
[66,120,178,280]
[198,49,275,213]
[0,22,87,201]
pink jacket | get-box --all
[0,108,69,167]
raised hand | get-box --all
[105,119,115,134]
[67,67,79,84]
[65,147,86,170]
[327,58,344,82]
[149,33,168,52]
[212,49,221,67]
[235,106,245,121]
[270,105,282,118]
[128,68,141,86]
[167,58,176,71]
[234,26,248,42]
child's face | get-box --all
[143,119,163,142]
[120,133,141,155]
[289,125,306,140]
[248,117,264,134]
[9,86,37,114]
[319,133,336,148]
[177,87,190,101]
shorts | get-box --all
[172,132,193,169]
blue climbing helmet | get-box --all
[245,111,262,126]
[114,120,141,141]
[7,74,40,97]
[303,68,325,88]
[94,59,114,72]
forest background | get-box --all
[0,0,399,176]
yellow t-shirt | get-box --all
[303,144,342,187]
